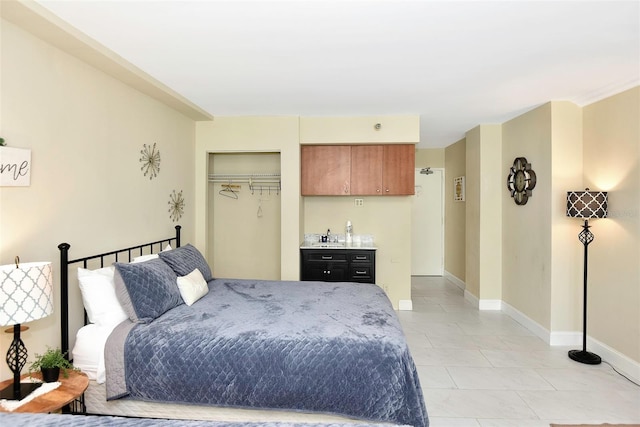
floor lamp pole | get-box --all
[568,219,601,365]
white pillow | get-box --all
[132,243,173,263]
[77,266,128,327]
[72,323,116,384]
[176,268,209,306]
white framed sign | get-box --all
[0,147,31,186]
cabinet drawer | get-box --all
[350,252,374,263]
[350,266,373,279]
[304,252,348,262]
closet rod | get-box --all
[208,173,280,183]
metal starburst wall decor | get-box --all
[168,190,185,222]
[140,142,161,180]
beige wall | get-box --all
[501,104,554,328]
[444,139,466,282]
[455,92,639,373]
[416,148,445,168]
[195,117,302,281]
[0,19,197,379]
[465,127,481,298]
[196,117,416,309]
[583,87,639,363]
[303,197,413,307]
[465,125,502,303]
[549,102,584,332]
[501,102,583,331]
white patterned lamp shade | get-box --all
[566,189,608,219]
[0,261,54,326]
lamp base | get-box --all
[0,381,42,400]
[568,349,601,365]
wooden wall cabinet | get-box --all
[381,144,415,195]
[301,145,351,195]
[301,144,415,196]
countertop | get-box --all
[301,233,376,250]
[300,242,377,250]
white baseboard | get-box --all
[502,301,553,345]
[464,289,478,307]
[588,336,640,384]
[443,270,465,291]
[438,278,640,384]
[549,331,582,346]
[479,299,502,311]
[398,299,413,311]
[500,301,640,383]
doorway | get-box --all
[411,168,444,275]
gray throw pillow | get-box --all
[114,258,182,324]
[158,244,212,281]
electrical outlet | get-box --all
[354,198,364,207]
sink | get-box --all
[308,242,345,248]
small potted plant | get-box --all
[28,347,77,382]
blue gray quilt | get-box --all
[0,413,410,427]
[105,279,428,427]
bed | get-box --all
[0,413,409,427]
[59,227,428,426]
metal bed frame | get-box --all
[57,225,181,364]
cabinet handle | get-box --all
[354,256,367,260]
[355,270,367,275]
[344,181,349,194]
[321,256,333,260]
[385,188,390,192]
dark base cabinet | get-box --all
[301,249,376,284]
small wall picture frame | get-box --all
[454,176,465,202]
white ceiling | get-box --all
[36,0,639,149]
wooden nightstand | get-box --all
[0,370,88,413]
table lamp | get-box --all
[566,188,607,364]
[0,258,54,400]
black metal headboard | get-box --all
[57,225,181,360]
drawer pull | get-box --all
[354,256,367,260]
[355,270,367,275]
[321,256,333,260]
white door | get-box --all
[411,168,444,275]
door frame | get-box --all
[412,167,445,276]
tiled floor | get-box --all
[399,276,640,427]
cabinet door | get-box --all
[301,145,351,195]
[383,144,415,195]
[350,145,383,195]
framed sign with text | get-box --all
[0,147,31,186]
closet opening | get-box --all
[207,152,282,280]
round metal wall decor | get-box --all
[168,190,185,222]
[140,142,161,180]
[507,157,536,205]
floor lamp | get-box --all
[566,188,608,365]
[0,259,54,400]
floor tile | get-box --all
[446,366,554,390]
[408,276,640,425]
[517,389,640,422]
[423,389,537,419]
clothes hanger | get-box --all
[219,182,239,199]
